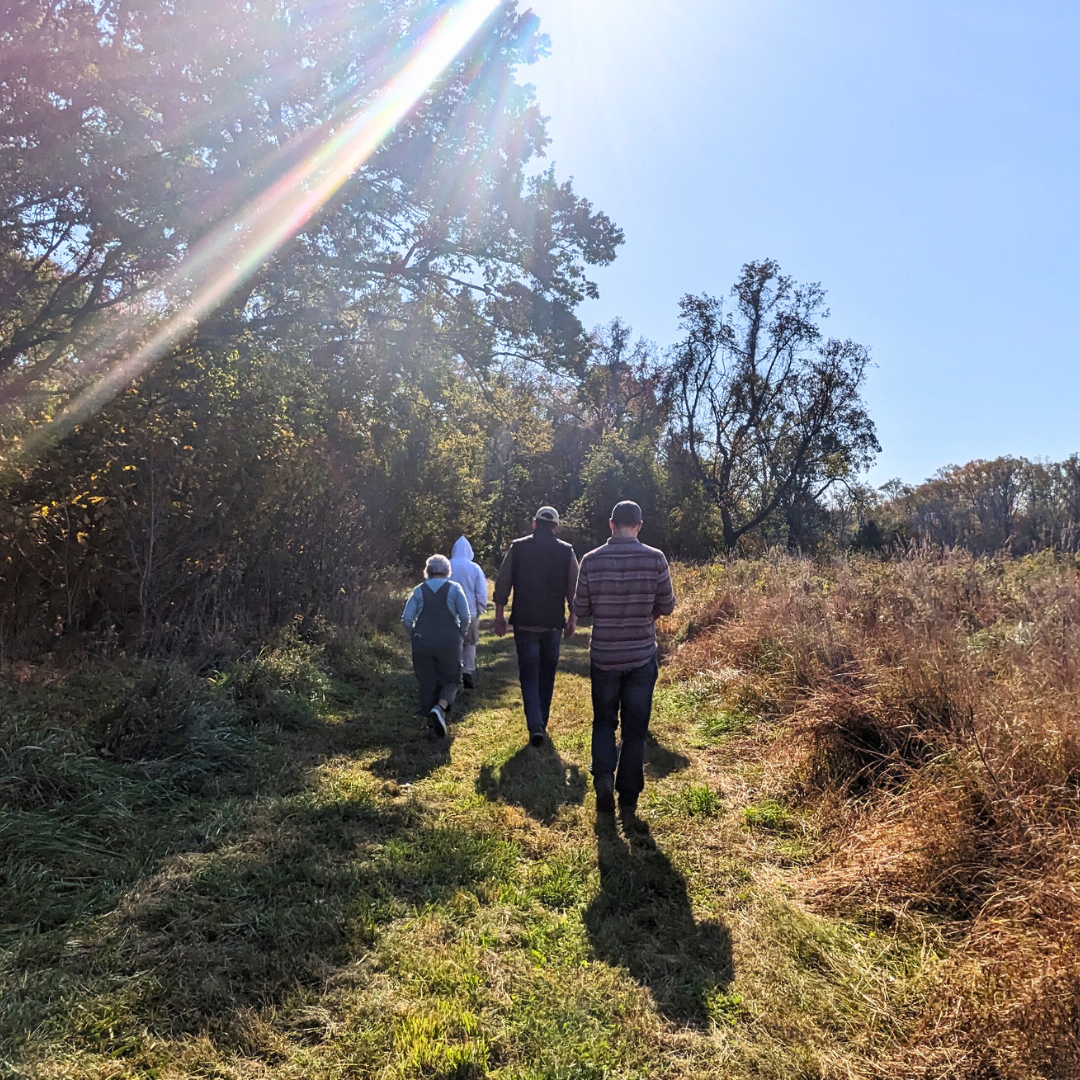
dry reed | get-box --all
[664,548,1080,1079]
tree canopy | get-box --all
[0,0,621,400]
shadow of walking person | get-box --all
[583,813,734,1025]
[476,739,586,824]
[645,734,692,781]
[369,730,452,784]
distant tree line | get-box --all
[834,457,1080,555]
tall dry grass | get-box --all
[664,549,1080,1079]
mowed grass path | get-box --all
[3,620,936,1079]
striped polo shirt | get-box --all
[572,536,676,671]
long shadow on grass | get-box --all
[645,736,691,780]
[476,738,587,824]
[0,639,497,1062]
[584,814,733,1024]
[101,802,520,1037]
[2,786,524,1055]
[364,623,549,784]
[341,665,457,783]
[0,626,595,1061]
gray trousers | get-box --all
[462,614,480,673]
[412,634,462,713]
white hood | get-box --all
[449,535,487,615]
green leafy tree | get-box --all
[0,0,621,400]
[570,431,664,548]
[0,0,623,651]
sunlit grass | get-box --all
[1,614,951,1079]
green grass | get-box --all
[743,798,793,831]
[648,781,722,818]
[700,706,756,740]
[0,624,947,1079]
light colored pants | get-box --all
[462,614,480,673]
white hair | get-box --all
[424,554,451,578]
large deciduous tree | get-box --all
[0,0,621,400]
[0,0,626,651]
[667,259,879,550]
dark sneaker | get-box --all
[594,774,615,813]
[618,793,641,821]
[429,704,447,739]
[529,730,545,748]
[462,672,475,690]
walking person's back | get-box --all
[449,535,489,689]
[493,506,579,746]
[573,501,675,815]
[401,554,471,738]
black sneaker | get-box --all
[618,793,640,818]
[462,672,475,690]
[529,730,545,747]
[594,774,615,813]
[429,704,447,739]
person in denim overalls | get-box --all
[402,554,471,737]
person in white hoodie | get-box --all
[450,535,489,688]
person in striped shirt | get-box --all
[572,500,676,815]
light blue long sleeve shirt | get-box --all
[401,577,471,634]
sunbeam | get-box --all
[18,0,502,457]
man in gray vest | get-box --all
[493,506,579,746]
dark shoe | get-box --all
[594,773,615,813]
[462,672,475,690]
[529,730,545,747]
[429,704,447,739]
[619,797,645,831]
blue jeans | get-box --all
[590,658,659,796]
[513,628,563,734]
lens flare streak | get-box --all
[34,0,501,447]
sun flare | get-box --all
[25,0,502,454]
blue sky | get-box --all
[523,0,1080,485]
